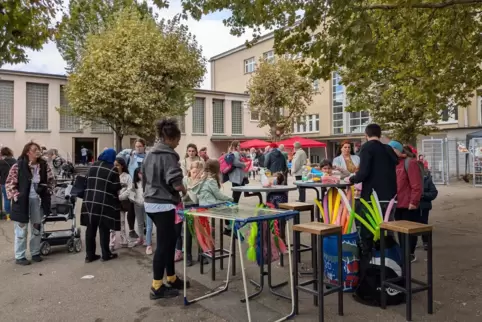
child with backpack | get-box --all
[418,167,438,251]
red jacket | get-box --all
[395,157,422,209]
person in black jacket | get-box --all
[418,170,438,250]
[349,124,398,202]
[0,147,16,216]
[264,143,288,177]
[5,142,54,265]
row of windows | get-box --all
[0,80,112,133]
[191,98,244,135]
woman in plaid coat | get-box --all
[81,148,121,263]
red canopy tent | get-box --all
[277,136,327,161]
[277,136,326,148]
[239,139,271,149]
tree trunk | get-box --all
[115,132,123,152]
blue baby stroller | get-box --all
[40,181,82,256]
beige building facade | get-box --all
[209,31,482,163]
[0,69,269,161]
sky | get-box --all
[2,0,257,90]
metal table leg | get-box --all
[241,221,264,302]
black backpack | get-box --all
[353,236,405,307]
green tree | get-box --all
[65,8,206,149]
[180,0,482,143]
[247,58,313,140]
[0,0,60,66]
[56,0,160,72]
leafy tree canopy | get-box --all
[65,7,206,149]
[56,0,159,72]
[0,0,60,66]
[247,58,313,140]
[180,0,482,142]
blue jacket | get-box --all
[419,172,438,210]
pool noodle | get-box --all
[327,189,333,222]
[332,191,342,224]
[370,194,382,224]
[324,192,330,223]
[372,190,384,223]
[314,199,327,223]
[360,198,378,228]
[353,213,376,236]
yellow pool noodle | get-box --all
[314,199,326,223]
[331,191,342,224]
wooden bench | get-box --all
[292,222,344,322]
[379,220,433,321]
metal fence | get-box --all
[420,138,482,186]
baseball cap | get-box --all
[388,141,403,153]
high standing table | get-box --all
[182,204,298,322]
[231,185,298,205]
[293,181,353,222]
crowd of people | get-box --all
[0,120,438,300]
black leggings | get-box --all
[127,201,136,231]
[148,209,176,280]
[232,182,244,203]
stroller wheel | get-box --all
[74,239,82,252]
[40,242,51,256]
[67,239,75,253]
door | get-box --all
[73,138,97,164]
[471,138,482,187]
[422,139,445,184]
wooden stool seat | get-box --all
[380,220,433,235]
[293,222,342,236]
[279,202,314,212]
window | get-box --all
[59,85,81,131]
[263,50,275,63]
[250,110,260,121]
[91,121,112,133]
[231,101,243,135]
[440,106,458,123]
[212,99,225,134]
[26,82,49,130]
[244,57,255,73]
[0,80,14,129]
[285,52,302,60]
[332,72,344,134]
[192,97,205,134]
[348,111,370,133]
[177,114,186,133]
[312,79,320,91]
[293,114,320,134]
[332,72,369,134]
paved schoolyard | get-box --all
[0,179,481,321]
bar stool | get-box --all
[279,202,315,266]
[200,218,235,281]
[380,220,433,321]
[293,222,344,322]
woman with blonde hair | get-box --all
[181,143,203,176]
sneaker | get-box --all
[174,249,183,262]
[129,230,139,239]
[146,246,153,255]
[85,254,101,263]
[167,276,190,290]
[150,285,179,300]
[423,243,428,251]
[31,255,43,263]
[410,254,417,263]
[16,258,31,266]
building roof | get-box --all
[0,69,249,97]
[209,30,276,62]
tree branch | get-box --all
[364,0,482,10]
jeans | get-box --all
[148,209,176,280]
[85,217,111,259]
[133,203,145,239]
[14,197,42,260]
[2,185,10,213]
[145,212,154,246]
[295,175,306,202]
[110,211,127,247]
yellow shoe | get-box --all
[6,214,10,221]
